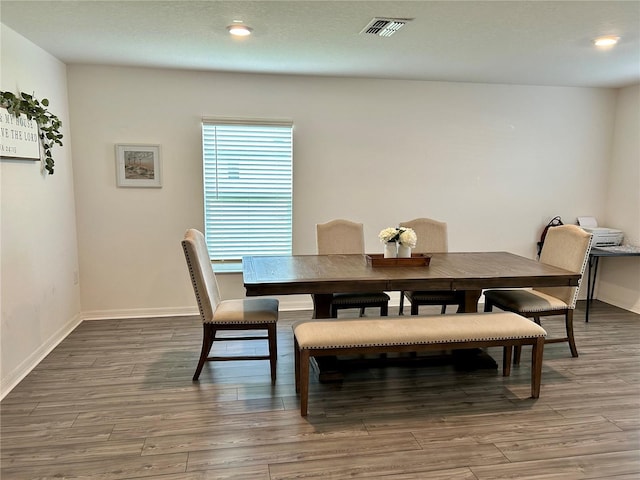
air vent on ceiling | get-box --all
[360,17,412,37]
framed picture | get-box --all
[0,107,41,161]
[115,144,161,188]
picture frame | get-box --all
[0,107,41,161]
[115,144,161,188]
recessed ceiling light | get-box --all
[227,23,252,37]
[593,35,620,47]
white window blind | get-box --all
[202,121,293,261]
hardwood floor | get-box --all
[1,300,639,479]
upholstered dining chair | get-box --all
[182,228,279,383]
[484,224,592,359]
[398,218,463,315]
[316,219,390,317]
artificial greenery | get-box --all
[0,91,63,174]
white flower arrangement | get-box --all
[378,227,417,248]
[398,228,417,248]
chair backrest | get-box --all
[534,224,593,308]
[181,228,222,323]
[316,219,365,255]
[399,218,448,253]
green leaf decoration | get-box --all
[0,90,63,175]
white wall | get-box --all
[1,25,81,397]
[598,85,640,311]
[66,65,625,318]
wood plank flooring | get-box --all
[1,300,639,479]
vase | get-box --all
[397,244,412,258]
[384,242,397,258]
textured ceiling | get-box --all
[1,0,639,88]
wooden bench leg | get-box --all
[531,337,544,398]
[300,350,311,416]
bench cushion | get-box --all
[293,312,546,349]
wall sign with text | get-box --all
[0,107,41,160]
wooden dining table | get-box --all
[243,251,581,317]
[242,251,581,380]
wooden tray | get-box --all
[366,253,431,267]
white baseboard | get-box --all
[594,293,640,315]
[81,306,199,320]
[0,313,82,401]
[81,300,318,319]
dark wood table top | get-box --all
[242,251,581,297]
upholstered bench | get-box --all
[293,312,547,416]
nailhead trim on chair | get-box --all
[182,240,209,322]
[405,291,459,302]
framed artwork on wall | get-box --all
[115,144,161,188]
[0,107,41,161]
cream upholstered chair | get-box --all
[484,224,592,359]
[398,218,463,315]
[182,228,278,383]
[316,219,390,317]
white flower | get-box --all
[398,228,417,248]
[379,227,399,243]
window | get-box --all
[202,120,293,262]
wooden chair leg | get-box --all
[380,303,388,316]
[440,305,447,314]
[565,310,578,357]
[193,324,215,381]
[268,324,278,384]
[399,291,405,315]
[514,345,522,365]
[294,338,300,393]
[502,346,512,376]
[359,307,366,317]
[484,301,493,312]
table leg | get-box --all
[454,289,497,370]
[311,294,333,319]
[458,289,482,313]
[310,294,342,382]
[586,256,599,323]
